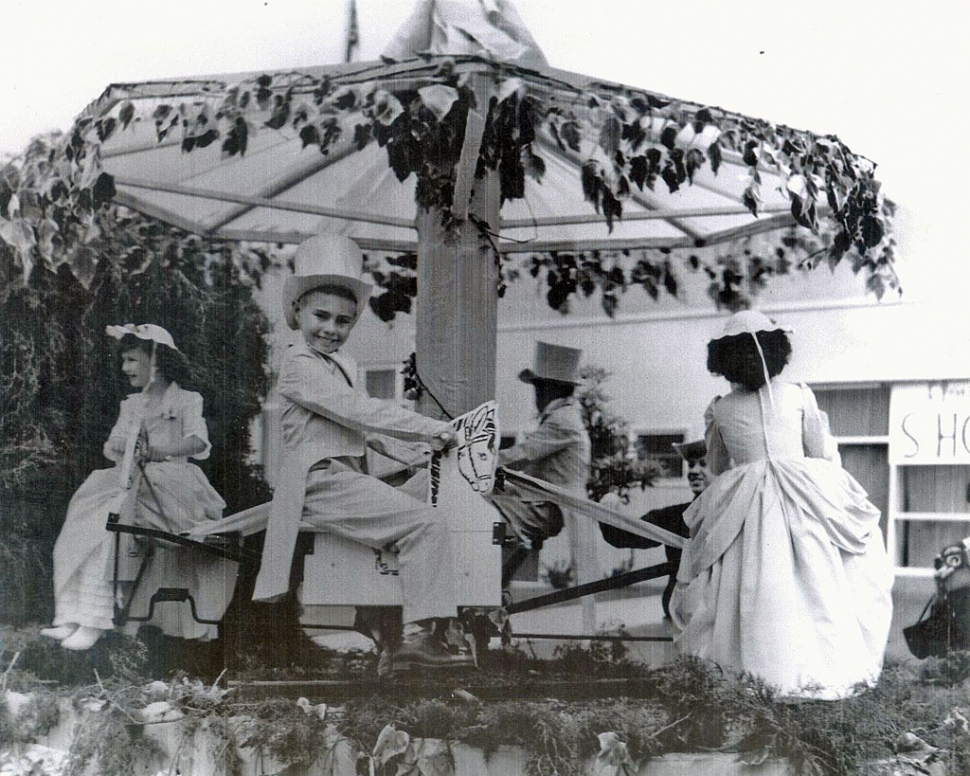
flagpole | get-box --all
[345,0,359,63]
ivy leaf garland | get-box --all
[0,61,896,319]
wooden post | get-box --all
[415,73,499,419]
[413,72,597,632]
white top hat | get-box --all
[713,310,792,340]
[105,323,179,351]
[283,234,374,330]
[518,341,583,385]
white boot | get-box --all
[60,626,105,651]
[40,624,78,641]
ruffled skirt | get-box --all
[673,457,894,700]
[52,462,230,639]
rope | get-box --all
[409,363,454,420]
[750,331,775,411]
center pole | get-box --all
[415,74,500,420]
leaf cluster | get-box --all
[341,695,668,776]
[551,626,635,678]
[366,221,850,327]
[3,629,969,776]
[0,59,897,327]
[577,365,661,502]
[645,658,970,776]
[545,92,896,294]
[64,702,165,776]
[540,558,576,590]
[368,252,418,322]
[0,688,60,749]
[234,696,336,768]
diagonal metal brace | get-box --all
[506,561,676,615]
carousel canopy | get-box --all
[85,0,808,257]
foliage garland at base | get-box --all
[3,624,969,776]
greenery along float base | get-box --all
[3,622,969,776]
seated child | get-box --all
[41,324,226,650]
[253,233,474,673]
[489,342,591,585]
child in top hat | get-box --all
[253,233,473,673]
[41,324,226,650]
[599,438,710,619]
[673,310,893,700]
[491,341,591,584]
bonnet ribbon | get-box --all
[750,331,776,412]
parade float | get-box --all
[4,1,963,775]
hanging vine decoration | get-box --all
[1,56,896,319]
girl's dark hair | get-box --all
[117,334,191,386]
[707,329,792,391]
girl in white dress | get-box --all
[673,311,894,700]
[40,324,226,650]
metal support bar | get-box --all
[506,561,676,614]
[105,522,259,564]
[510,633,673,643]
[297,623,363,631]
[110,512,154,627]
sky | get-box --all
[1,0,966,291]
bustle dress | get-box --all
[673,380,894,700]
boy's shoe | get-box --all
[391,632,477,673]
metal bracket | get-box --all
[123,587,222,625]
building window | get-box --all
[634,432,686,478]
[365,368,397,400]
[813,384,890,437]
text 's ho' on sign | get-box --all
[889,381,970,465]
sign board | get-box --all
[889,382,970,465]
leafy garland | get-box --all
[2,653,968,776]
[0,56,896,321]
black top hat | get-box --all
[671,439,706,460]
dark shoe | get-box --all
[392,632,477,673]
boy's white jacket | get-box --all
[252,342,448,602]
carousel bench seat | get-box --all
[105,514,256,628]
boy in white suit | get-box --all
[253,233,472,673]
